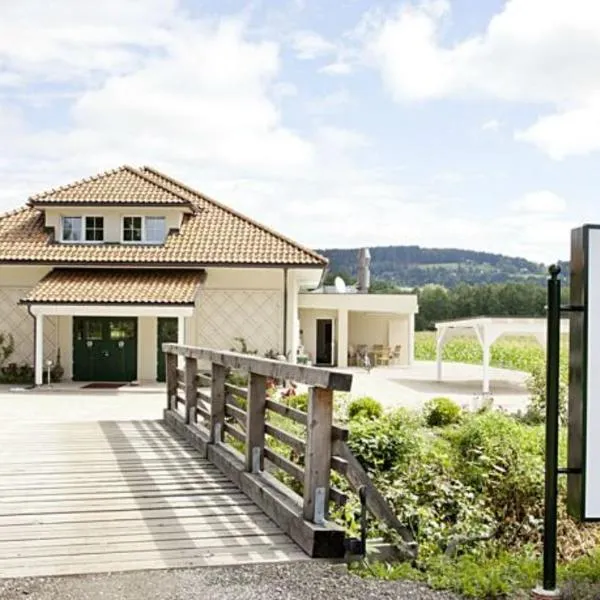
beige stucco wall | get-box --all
[137,317,157,381]
[56,315,72,379]
[0,266,58,367]
[192,268,285,356]
[349,313,410,364]
[44,206,185,243]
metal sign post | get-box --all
[535,264,580,598]
[540,266,561,594]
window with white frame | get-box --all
[122,216,166,244]
[61,216,104,242]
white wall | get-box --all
[193,268,285,357]
[299,308,337,364]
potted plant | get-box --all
[51,349,64,383]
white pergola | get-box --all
[435,317,570,394]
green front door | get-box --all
[73,317,138,382]
[157,317,178,382]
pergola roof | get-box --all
[435,316,570,336]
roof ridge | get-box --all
[28,165,192,206]
[125,165,194,208]
[140,166,328,265]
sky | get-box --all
[0,0,599,263]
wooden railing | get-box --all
[163,343,416,559]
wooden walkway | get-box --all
[0,420,307,579]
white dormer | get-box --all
[44,206,185,245]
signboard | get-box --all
[568,225,600,521]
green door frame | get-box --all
[73,317,138,382]
[157,317,178,382]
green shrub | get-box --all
[226,370,248,387]
[0,362,34,384]
[424,397,462,427]
[442,411,545,542]
[347,408,424,473]
[284,392,309,413]
[525,361,568,425]
[0,332,15,368]
[348,396,383,421]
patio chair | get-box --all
[347,345,357,366]
[374,346,390,366]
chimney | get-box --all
[357,248,371,293]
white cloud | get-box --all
[515,97,600,159]
[319,62,353,75]
[316,126,369,152]
[2,12,313,177]
[433,170,464,184]
[511,190,567,214]
[290,30,336,59]
[482,119,501,132]
[363,0,600,158]
[306,89,352,114]
[0,0,176,85]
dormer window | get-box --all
[61,216,104,243]
[122,216,166,244]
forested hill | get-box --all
[317,245,568,288]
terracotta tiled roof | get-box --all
[22,269,205,305]
[0,166,327,266]
[28,166,191,206]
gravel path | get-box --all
[0,562,459,600]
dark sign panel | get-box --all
[568,225,600,521]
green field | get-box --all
[415,331,567,374]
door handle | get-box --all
[103,351,110,358]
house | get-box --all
[299,249,418,368]
[0,165,418,385]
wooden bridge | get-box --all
[0,346,415,579]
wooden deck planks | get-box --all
[0,419,307,578]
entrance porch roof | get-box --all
[20,268,205,308]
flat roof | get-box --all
[299,292,418,314]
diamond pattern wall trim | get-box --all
[0,287,57,365]
[196,290,283,355]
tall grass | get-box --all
[415,331,568,374]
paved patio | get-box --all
[0,386,166,423]
[342,360,530,413]
[0,359,530,423]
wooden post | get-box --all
[246,372,267,473]
[184,356,197,424]
[210,362,226,443]
[303,386,333,524]
[166,352,178,411]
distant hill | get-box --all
[317,245,569,288]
